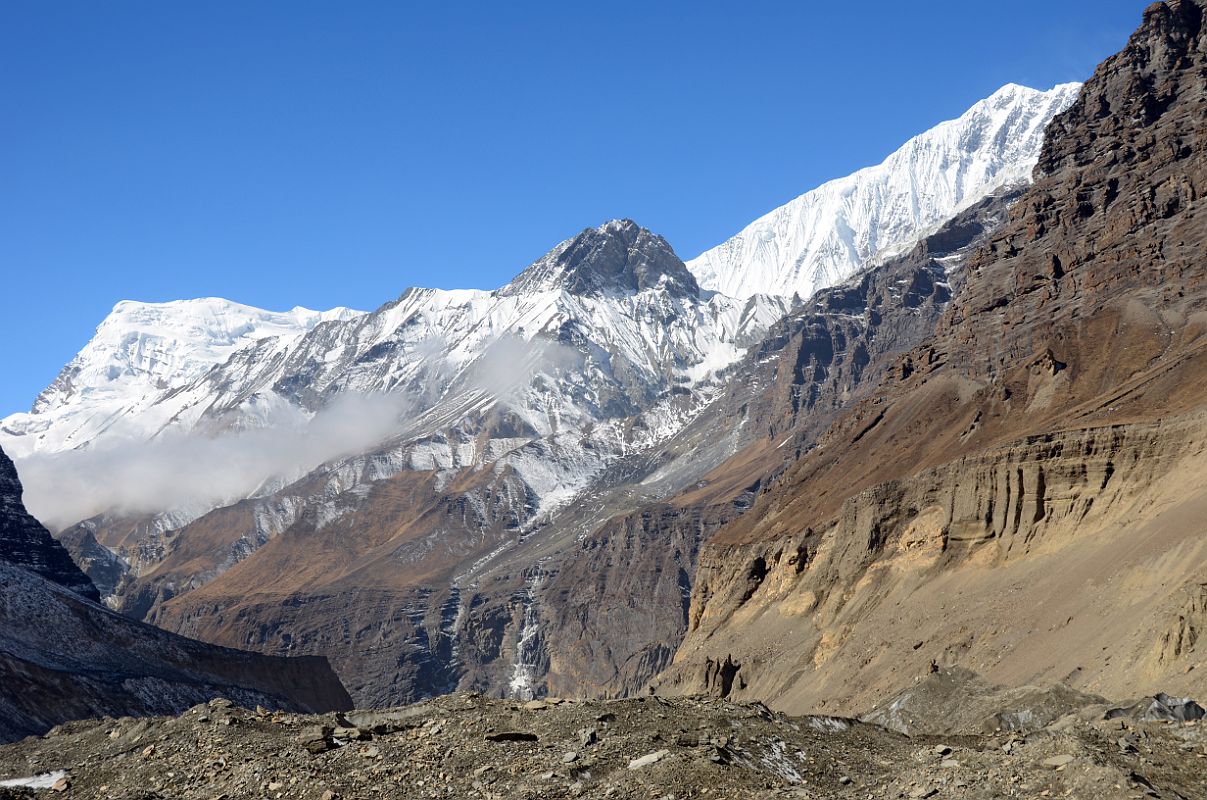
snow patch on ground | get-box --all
[0,771,66,790]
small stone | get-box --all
[473,766,493,777]
[320,791,339,800]
[208,698,234,709]
[142,744,156,758]
[360,744,381,758]
[267,781,284,791]
[523,700,549,711]
[628,749,670,770]
[933,744,952,756]
[1042,754,1075,768]
[562,751,578,763]
[839,775,852,785]
[300,725,336,754]
[578,727,598,747]
[485,731,539,742]
[50,777,70,793]
[941,758,960,768]
[333,726,369,741]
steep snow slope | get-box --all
[0,299,362,458]
[686,83,1081,299]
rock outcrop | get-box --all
[0,446,98,601]
[0,444,353,743]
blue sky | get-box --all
[1,1,1144,416]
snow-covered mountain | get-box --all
[0,84,1085,538]
[1,299,362,458]
[686,82,1082,299]
[3,222,792,533]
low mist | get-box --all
[16,392,411,531]
[15,331,585,532]
[462,334,583,408]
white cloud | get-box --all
[15,392,411,531]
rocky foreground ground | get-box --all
[1,686,1205,800]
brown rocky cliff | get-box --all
[662,0,1207,713]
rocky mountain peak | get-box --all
[1035,0,1203,180]
[505,219,701,298]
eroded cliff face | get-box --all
[667,416,1207,712]
[662,0,1207,713]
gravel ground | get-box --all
[0,693,1204,799]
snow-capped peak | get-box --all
[1,298,363,458]
[685,82,1083,300]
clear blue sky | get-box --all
[1,1,1144,415]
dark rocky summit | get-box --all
[506,218,702,298]
[0,446,98,602]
